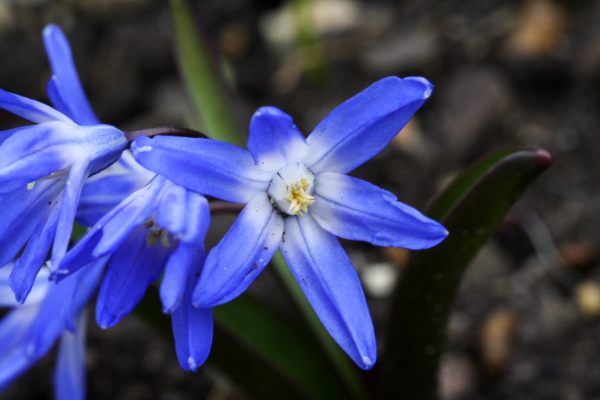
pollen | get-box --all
[285,178,315,215]
[146,228,171,248]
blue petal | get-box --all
[311,172,448,249]
[155,183,210,242]
[303,76,433,174]
[56,176,165,280]
[95,227,169,328]
[0,125,31,147]
[179,191,210,243]
[161,185,210,314]
[53,312,86,400]
[50,157,91,268]
[0,180,63,267]
[0,351,32,391]
[248,107,309,171]
[96,183,164,252]
[52,231,103,281]
[64,259,106,331]
[171,303,213,371]
[77,151,154,227]
[43,24,100,126]
[46,78,70,121]
[154,179,188,237]
[160,193,209,313]
[193,193,284,308]
[10,206,60,304]
[0,264,19,307]
[0,88,73,124]
[90,178,163,257]
[24,296,72,359]
[0,263,50,307]
[0,308,37,351]
[77,124,127,175]
[131,136,270,203]
[0,122,81,193]
[168,246,212,371]
[280,214,376,370]
[0,307,39,389]
[25,259,104,359]
[160,243,203,313]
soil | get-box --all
[1,0,600,399]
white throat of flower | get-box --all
[268,163,315,216]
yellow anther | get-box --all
[285,178,315,215]
[27,182,36,190]
[146,228,171,248]
[146,229,161,247]
[160,230,170,248]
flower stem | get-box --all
[209,201,245,214]
[125,126,206,142]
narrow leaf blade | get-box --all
[214,292,364,400]
[380,148,552,400]
[170,0,246,146]
[136,286,363,400]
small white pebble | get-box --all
[361,262,399,298]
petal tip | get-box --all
[96,308,119,330]
[42,24,60,38]
[423,85,433,99]
[161,302,178,315]
[187,356,199,372]
[191,295,215,309]
[361,355,375,370]
[254,106,281,117]
[404,76,434,99]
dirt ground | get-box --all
[1,0,600,399]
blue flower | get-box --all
[0,260,104,400]
[130,76,449,369]
[40,24,153,228]
[57,175,213,371]
[0,25,128,302]
[77,150,156,227]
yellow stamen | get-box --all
[146,228,171,248]
[146,229,161,247]
[27,182,36,190]
[160,230,170,248]
[286,178,315,215]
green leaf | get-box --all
[136,286,365,400]
[270,251,369,400]
[170,0,246,147]
[291,0,327,84]
[213,292,364,400]
[379,148,553,400]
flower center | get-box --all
[143,217,171,248]
[267,163,315,216]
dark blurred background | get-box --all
[1,0,600,399]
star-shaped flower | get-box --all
[0,260,104,400]
[0,25,127,302]
[131,76,448,369]
[58,175,213,371]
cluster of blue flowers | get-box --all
[0,25,448,398]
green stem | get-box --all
[170,0,246,146]
[271,251,369,400]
